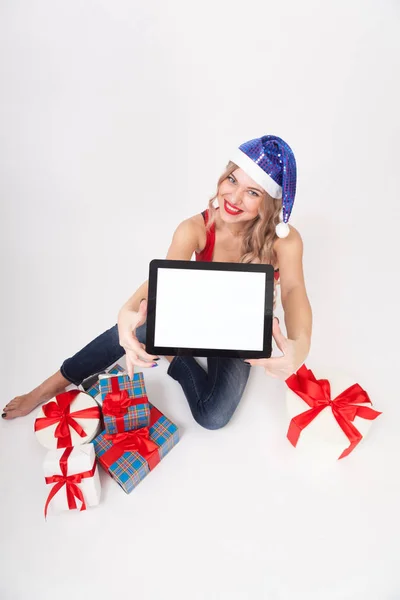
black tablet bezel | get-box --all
[146,259,274,359]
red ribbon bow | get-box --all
[286,365,381,459]
[103,389,132,417]
[44,447,97,518]
[102,377,149,432]
[101,427,160,471]
[34,390,100,448]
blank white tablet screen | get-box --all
[154,268,266,350]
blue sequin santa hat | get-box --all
[230,135,297,238]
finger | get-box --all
[132,358,158,368]
[261,356,288,369]
[126,355,135,380]
[244,359,272,367]
[123,344,158,363]
[139,343,159,361]
[125,354,156,372]
[245,356,286,368]
[272,317,288,353]
[126,349,140,378]
[137,350,160,362]
[119,334,138,352]
[138,298,148,318]
[125,348,156,368]
[122,336,155,359]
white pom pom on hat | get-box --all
[275,221,290,238]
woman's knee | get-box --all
[193,405,236,430]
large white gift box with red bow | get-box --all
[34,390,101,450]
[285,365,381,461]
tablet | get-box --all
[146,259,274,359]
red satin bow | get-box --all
[34,390,100,448]
[286,365,381,459]
[101,427,160,471]
[44,447,97,518]
[103,389,132,417]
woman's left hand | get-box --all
[245,318,308,381]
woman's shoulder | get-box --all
[190,212,207,227]
[273,225,303,261]
[171,213,207,254]
[274,225,303,247]
[188,212,208,252]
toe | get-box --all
[2,398,27,419]
[4,398,17,411]
[2,411,14,420]
[2,408,23,420]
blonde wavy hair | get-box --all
[206,161,282,266]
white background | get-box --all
[1,1,400,599]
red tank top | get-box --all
[195,209,280,280]
[195,210,215,262]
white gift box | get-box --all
[34,391,101,450]
[43,443,101,517]
[286,367,381,461]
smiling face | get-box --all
[217,168,266,223]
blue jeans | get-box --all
[60,323,251,430]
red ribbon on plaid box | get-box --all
[286,365,381,459]
[34,390,100,448]
[102,377,149,433]
[44,447,97,518]
[99,406,164,472]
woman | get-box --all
[3,135,312,429]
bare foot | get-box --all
[2,371,71,420]
[2,391,49,420]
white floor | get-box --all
[1,341,399,600]
[2,0,400,598]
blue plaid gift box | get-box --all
[93,404,179,493]
[84,363,125,405]
[100,372,151,435]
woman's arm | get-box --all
[246,226,312,379]
[119,217,201,315]
[275,226,312,355]
[117,217,201,374]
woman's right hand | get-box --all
[117,299,159,378]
